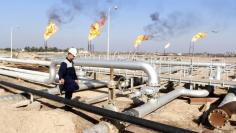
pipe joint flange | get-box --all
[140,86,159,97]
[147,82,159,87]
[208,108,230,128]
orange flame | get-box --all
[88,16,106,40]
[134,35,150,48]
[44,21,57,41]
[191,32,207,42]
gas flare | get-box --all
[164,43,170,49]
[44,21,58,41]
[134,35,150,48]
[191,32,207,42]
[88,16,106,40]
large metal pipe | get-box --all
[0,80,196,133]
[0,58,58,84]
[0,58,228,87]
[0,66,49,76]
[0,79,107,102]
[84,88,210,133]
[73,59,158,87]
[0,57,51,66]
[153,60,226,67]
[0,69,50,83]
[0,58,158,86]
[79,57,227,67]
[208,90,236,128]
[125,88,210,118]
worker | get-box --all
[58,47,79,111]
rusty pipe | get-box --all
[208,90,236,128]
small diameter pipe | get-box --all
[0,79,107,102]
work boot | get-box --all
[64,105,72,111]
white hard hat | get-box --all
[68,48,77,56]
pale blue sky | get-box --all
[0,0,235,53]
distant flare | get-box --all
[44,20,58,41]
[134,35,150,48]
[164,43,170,49]
[191,32,207,42]
[88,23,100,40]
[88,15,106,40]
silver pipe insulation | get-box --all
[0,69,50,83]
[125,88,210,118]
[0,57,58,84]
[218,92,236,107]
[79,57,227,67]
[0,58,228,86]
[153,60,226,67]
[73,59,159,87]
[0,66,49,76]
[83,88,210,132]
[153,61,224,80]
[0,58,159,86]
[0,57,51,66]
[0,67,107,85]
[83,66,180,75]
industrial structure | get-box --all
[0,53,235,132]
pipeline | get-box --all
[208,89,236,128]
[0,79,107,102]
[152,60,224,80]
[0,57,227,68]
[125,88,210,118]
[78,57,227,67]
[73,59,158,87]
[0,66,49,76]
[84,88,210,133]
[0,57,51,66]
[0,69,52,83]
[0,58,159,86]
[0,57,59,84]
[153,60,226,67]
[0,80,196,133]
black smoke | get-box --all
[47,0,116,25]
[144,11,198,41]
[48,7,74,24]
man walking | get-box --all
[58,47,79,111]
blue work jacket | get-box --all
[58,58,79,92]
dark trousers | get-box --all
[64,91,73,111]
